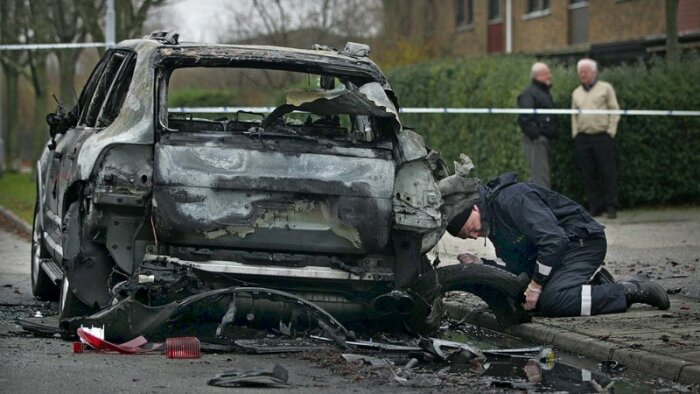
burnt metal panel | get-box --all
[152,189,392,254]
[105,215,144,273]
[61,201,114,309]
[392,161,442,232]
[76,42,156,181]
[156,46,387,86]
[154,145,395,198]
[93,144,154,193]
[152,134,395,254]
[391,231,425,289]
[396,129,428,163]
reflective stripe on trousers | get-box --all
[581,285,592,316]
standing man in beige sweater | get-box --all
[571,58,620,219]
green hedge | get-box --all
[169,89,238,107]
[387,56,700,208]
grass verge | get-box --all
[0,172,36,224]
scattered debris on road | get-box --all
[76,327,162,354]
[16,318,60,337]
[207,364,291,388]
[165,337,201,359]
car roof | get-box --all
[116,37,387,84]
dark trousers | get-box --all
[574,133,618,213]
[522,135,553,189]
[538,236,627,317]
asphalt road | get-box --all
[0,226,413,394]
[0,222,562,393]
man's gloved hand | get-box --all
[523,281,542,311]
[457,253,482,265]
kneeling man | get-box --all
[447,172,669,316]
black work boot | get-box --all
[621,280,670,310]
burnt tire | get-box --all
[435,264,530,327]
[31,201,58,300]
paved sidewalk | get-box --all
[516,295,700,385]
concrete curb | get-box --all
[510,322,698,385]
[0,205,32,236]
[443,301,700,385]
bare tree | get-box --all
[47,1,89,106]
[0,0,26,169]
[0,0,169,167]
[78,0,169,45]
[215,0,381,89]
[75,0,106,48]
[222,0,382,47]
[49,0,169,106]
[25,0,55,158]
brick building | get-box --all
[382,0,700,63]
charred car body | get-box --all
[32,32,525,338]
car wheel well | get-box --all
[61,189,115,310]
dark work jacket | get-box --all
[478,173,605,284]
[517,79,558,140]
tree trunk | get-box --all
[666,0,680,64]
[24,0,53,162]
[58,49,78,107]
[32,58,50,160]
[3,69,20,170]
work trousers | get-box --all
[537,236,627,317]
[522,135,553,189]
[574,133,618,213]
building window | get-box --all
[455,0,474,28]
[524,0,551,19]
[569,0,589,44]
[489,0,501,22]
[527,0,550,13]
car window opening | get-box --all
[164,67,388,144]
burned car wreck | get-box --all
[32,32,527,341]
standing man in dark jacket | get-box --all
[517,62,558,189]
[446,172,669,317]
